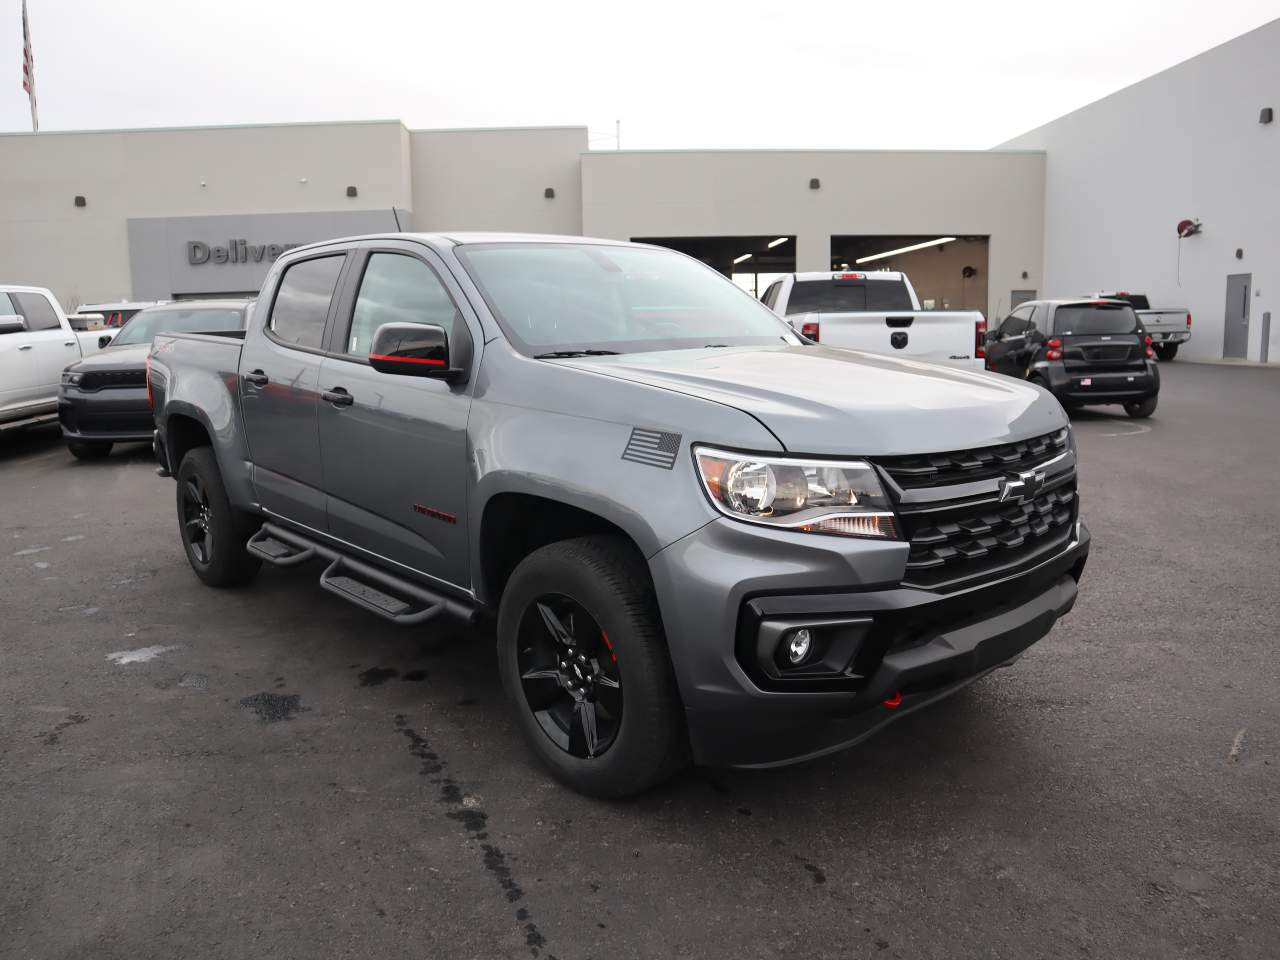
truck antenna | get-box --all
[391,208,402,231]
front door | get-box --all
[1223,273,1251,360]
[239,252,348,532]
[987,304,1033,376]
[317,244,477,589]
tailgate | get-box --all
[798,311,980,364]
[1138,309,1188,332]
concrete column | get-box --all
[796,232,830,273]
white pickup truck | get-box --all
[762,271,986,369]
[1092,292,1190,360]
[1,285,116,434]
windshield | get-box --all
[785,278,913,315]
[111,307,244,346]
[454,243,799,355]
[1053,304,1139,336]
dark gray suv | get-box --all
[149,234,1089,796]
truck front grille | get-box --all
[895,478,1077,591]
[874,427,1069,490]
[79,369,146,391]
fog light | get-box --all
[787,629,812,664]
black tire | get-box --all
[1155,343,1179,361]
[175,446,262,587]
[497,536,688,798]
[67,440,112,460]
[1124,395,1158,419]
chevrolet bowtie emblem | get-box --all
[999,468,1046,505]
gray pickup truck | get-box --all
[149,233,1090,797]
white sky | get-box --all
[4,0,1278,148]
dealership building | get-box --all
[1,17,1274,362]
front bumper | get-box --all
[649,515,1089,768]
[58,386,153,442]
[1038,360,1159,405]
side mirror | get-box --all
[983,330,999,344]
[98,333,115,349]
[0,314,26,334]
[368,322,461,380]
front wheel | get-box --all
[67,440,112,460]
[1155,343,1179,361]
[1124,396,1158,419]
[497,536,688,798]
[175,447,261,587]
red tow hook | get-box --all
[882,691,902,709]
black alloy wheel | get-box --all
[181,475,214,565]
[517,593,623,759]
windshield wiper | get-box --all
[532,349,621,359]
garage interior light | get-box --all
[733,253,753,264]
[856,236,957,264]
[768,237,789,248]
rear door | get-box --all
[316,242,477,587]
[239,252,348,531]
[10,292,79,410]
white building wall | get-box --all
[0,120,412,308]
[581,149,1045,321]
[410,127,586,235]
[1001,18,1280,361]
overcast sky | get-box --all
[4,0,1278,148]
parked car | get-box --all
[59,300,251,460]
[76,300,168,329]
[985,298,1159,418]
[0,285,117,435]
[761,271,986,368]
[150,234,1089,797]
[1092,292,1190,360]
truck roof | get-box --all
[286,232,638,258]
[793,271,906,282]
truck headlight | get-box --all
[62,371,82,386]
[693,446,899,538]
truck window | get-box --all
[0,292,20,329]
[1053,304,1139,336]
[12,292,60,331]
[761,280,782,309]
[1105,293,1150,310]
[268,256,344,349]
[345,253,465,359]
[784,279,913,315]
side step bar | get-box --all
[246,523,478,626]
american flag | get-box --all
[22,0,38,131]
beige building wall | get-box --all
[0,120,412,308]
[861,239,991,313]
[410,126,586,235]
[581,149,1045,320]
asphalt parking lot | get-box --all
[2,361,1277,960]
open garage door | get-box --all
[830,235,988,314]
[631,236,796,298]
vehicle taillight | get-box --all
[1144,335,1152,346]
[975,318,987,359]
[1186,312,1192,328]
[801,321,820,342]
[1046,337,1063,362]
[834,272,865,280]
[145,354,154,408]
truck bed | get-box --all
[149,330,246,416]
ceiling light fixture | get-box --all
[733,253,753,264]
[856,236,957,264]
[768,237,789,248]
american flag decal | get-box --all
[621,428,682,470]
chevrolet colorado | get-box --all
[149,234,1089,797]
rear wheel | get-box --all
[1155,343,1179,361]
[497,536,687,798]
[67,440,112,460]
[175,447,261,587]
[1124,396,1158,419]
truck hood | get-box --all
[556,345,1066,455]
[67,342,150,371]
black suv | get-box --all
[984,299,1159,418]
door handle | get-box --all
[322,387,354,407]
[64,341,76,347]
[243,370,269,387]
[18,344,32,351]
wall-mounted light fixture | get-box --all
[74,195,86,207]
[346,185,358,197]
[544,187,555,199]
[809,178,820,190]
[1260,107,1273,124]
